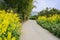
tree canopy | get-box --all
[38,8,60,17]
[3,0,33,21]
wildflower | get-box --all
[7,32,11,40]
[12,37,16,40]
[0,37,2,40]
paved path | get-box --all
[20,20,60,40]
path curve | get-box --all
[20,20,60,40]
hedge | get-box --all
[37,14,60,38]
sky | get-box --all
[32,0,60,12]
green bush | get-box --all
[38,8,60,17]
[37,14,60,37]
[29,15,38,20]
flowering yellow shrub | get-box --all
[38,14,60,22]
[37,14,60,37]
[38,16,47,21]
[0,10,21,40]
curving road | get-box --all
[20,20,60,40]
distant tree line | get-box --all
[38,8,60,17]
[29,8,60,20]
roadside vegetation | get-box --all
[0,0,33,40]
[0,10,21,40]
[37,8,60,38]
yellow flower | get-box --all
[0,37,2,40]
[0,24,2,28]
[0,10,21,40]
[2,27,7,34]
[0,29,2,34]
[38,16,47,21]
[4,37,7,40]
[11,10,13,13]
[12,37,16,40]
[7,32,11,40]
[38,14,60,23]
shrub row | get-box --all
[37,14,60,37]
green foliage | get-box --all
[37,14,60,37]
[0,1,5,10]
[38,8,60,17]
[4,0,33,21]
[29,15,38,20]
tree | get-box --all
[38,8,60,17]
[4,0,33,21]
